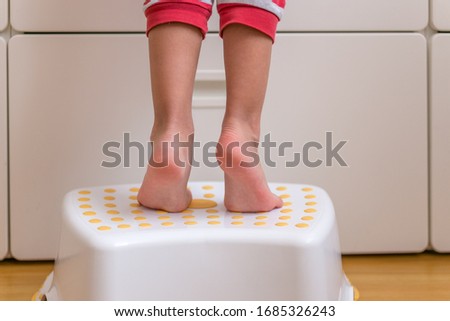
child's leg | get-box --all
[217,24,283,212]
[138,3,209,212]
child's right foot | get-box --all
[137,129,193,213]
[217,124,283,213]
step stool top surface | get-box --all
[65,182,333,236]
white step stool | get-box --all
[35,182,354,300]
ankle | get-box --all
[221,117,260,142]
[150,122,194,142]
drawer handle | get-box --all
[193,70,226,109]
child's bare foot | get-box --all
[138,128,193,212]
[217,123,283,212]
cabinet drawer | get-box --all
[431,0,450,31]
[11,0,428,32]
[0,37,7,260]
[11,0,145,32]
[430,35,450,252]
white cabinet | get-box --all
[9,35,152,259]
[0,37,7,259]
[261,34,428,254]
[431,0,450,31]
[9,33,427,259]
[10,0,428,32]
[430,35,450,252]
[10,0,145,32]
[0,0,7,31]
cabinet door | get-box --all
[0,37,7,259]
[260,34,428,254]
[430,35,450,252]
[275,0,428,31]
[0,0,7,31]
[10,0,144,32]
[431,0,450,31]
[9,35,153,259]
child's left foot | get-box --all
[137,129,193,212]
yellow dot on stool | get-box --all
[206,209,218,214]
[134,216,147,221]
[104,196,115,201]
[304,208,317,213]
[305,202,317,206]
[104,203,116,208]
[78,190,91,195]
[207,215,220,219]
[302,187,314,192]
[256,216,268,220]
[280,209,293,213]
[254,222,266,226]
[232,215,244,220]
[276,222,289,227]
[107,210,120,215]
[156,210,167,214]
[162,222,174,227]
[83,211,96,216]
[78,197,90,202]
[208,221,221,225]
[305,194,316,199]
[302,216,314,221]
[283,202,292,207]
[276,186,287,191]
[97,226,111,231]
[279,194,290,199]
[182,215,195,219]
[182,209,193,214]
[79,204,92,209]
[202,185,214,190]
[118,224,131,229]
[129,187,140,192]
[139,223,152,228]
[184,221,197,225]
[131,210,143,215]
[231,221,243,226]
[189,199,218,209]
[129,195,137,200]
[111,217,124,222]
[279,216,291,220]
[104,188,116,193]
[130,203,140,208]
[203,193,215,198]
[158,216,171,220]
[89,219,102,223]
[296,223,309,228]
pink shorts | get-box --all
[143,0,286,42]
